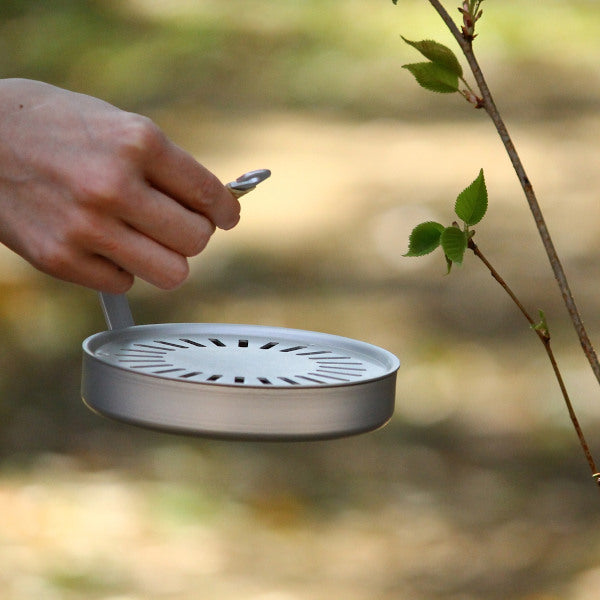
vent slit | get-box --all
[179,338,206,347]
[135,344,176,351]
[119,359,167,363]
[180,371,202,379]
[119,349,168,355]
[258,377,272,385]
[238,340,249,348]
[317,356,363,365]
[153,368,185,375]
[319,364,367,373]
[315,361,364,367]
[207,374,222,381]
[317,368,363,377]
[234,376,245,384]
[133,364,173,369]
[296,350,331,356]
[310,356,352,361]
[311,372,350,382]
[154,340,189,349]
[280,345,307,353]
[260,342,278,350]
[297,375,326,384]
[117,353,166,358]
[209,338,226,347]
[278,377,300,385]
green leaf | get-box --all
[440,226,468,264]
[401,37,462,77]
[402,62,459,94]
[455,168,488,225]
[404,221,445,257]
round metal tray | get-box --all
[82,322,399,440]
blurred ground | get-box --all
[2,1,600,599]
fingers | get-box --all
[25,241,135,293]
[142,134,241,230]
[82,115,243,288]
[19,205,194,291]
[90,222,192,290]
[118,183,217,258]
[65,212,193,291]
[62,255,135,294]
[37,238,188,293]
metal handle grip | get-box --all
[98,292,135,331]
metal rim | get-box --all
[82,323,399,389]
[81,323,399,440]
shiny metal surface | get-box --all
[82,323,399,440]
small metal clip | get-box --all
[226,169,271,197]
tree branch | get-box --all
[427,0,600,390]
[468,239,600,485]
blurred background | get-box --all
[2,0,600,598]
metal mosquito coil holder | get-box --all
[81,169,400,440]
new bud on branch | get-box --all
[458,0,484,41]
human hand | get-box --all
[0,78,241,292]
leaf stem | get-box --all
[427,0,600,399]
[468,239,600,485]
[459,76,475,94]
[468,240,534,329]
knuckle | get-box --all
[197,173,222,207]
[71,117,162,209]
[63,211,114,251]
[75,163,130,210]
[184,221,215,256]
[88,229,121,256]
[120,113,164,157]
[30,238,72,277]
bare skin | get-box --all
[0,78,241,292]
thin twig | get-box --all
[468,239,600,484]
[427,0,600,389]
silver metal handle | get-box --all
[99,292,135,330]
[97,169,271,331]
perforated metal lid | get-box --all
[85,323,395,387]
[82,323,399,440]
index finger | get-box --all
[144,135,241,230]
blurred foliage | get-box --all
[0,0,599,118]
[0,0,598,461]
[2,2,600,597]
[0,0,599,470]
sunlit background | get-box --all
[2,1,600,598]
